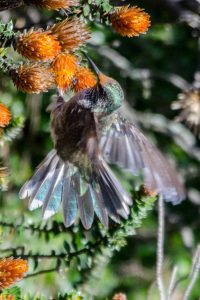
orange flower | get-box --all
[51,53,78,92]
[0,257,28,289]
[110,6,151,37]
[50,18,90,52]
[73,66,97,92]
[0,104,11,128]
[24,0,79,10]
[10,64,54,94]
[16,29,61,61]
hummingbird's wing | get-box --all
[100,114,185,204]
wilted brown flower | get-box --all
[113,293,127,300]
[110,6,151,37]
[172,88,200,138]
[73,66,97,92]
[0,257,28,289]
[51,53,78,92]
[0,0,23,11]
[24,0,79,10]
[10,64,54,94]
[0,104,11,128]
[50,18,90,52]
[16,29,61,61]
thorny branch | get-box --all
[1,238,105,279]
[25,267,60,279]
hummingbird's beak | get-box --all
[83,53,100,76]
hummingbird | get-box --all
[19,57,185,229]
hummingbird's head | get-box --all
[85,55,124,114]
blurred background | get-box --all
[0,0,200,299]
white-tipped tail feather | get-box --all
[19,150,132,229]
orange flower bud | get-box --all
[16,29,61,61]
[73,66,97,92]
[10,64,54,94]
[0,104,11,128]
[139,184,158,198]
[0,257,28,289]
[0,166,8,180]
[51,53,78,92]
[110,6,151,37]
[24,0,79,10]
[50,18,90,52]
[113,293,127,300]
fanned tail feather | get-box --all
[19,150,133,229]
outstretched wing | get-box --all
[100,114,185,204]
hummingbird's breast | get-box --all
[51,98,98,181]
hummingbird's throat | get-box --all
[101,81,124,114]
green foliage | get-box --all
[1,286,21,299]
[2,116,24,142]
[0,20,14,41]
[0,195,155,299]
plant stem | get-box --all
[167,265,178,299]
[183,246,200,300]
[156,195,166,300]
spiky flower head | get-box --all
[51,53,78,92]
[0,104,11,128]
[172,88,200,138]
[0,0,23,11]
[110,6,151,37]
[50,18,90,52]
[24,0,79,10]
[16,29,61,61]
[10,64,54,94]
[0,257,28,289]
[73,66,97,92]
[113,294,127,300]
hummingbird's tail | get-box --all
[19,150,132,229]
